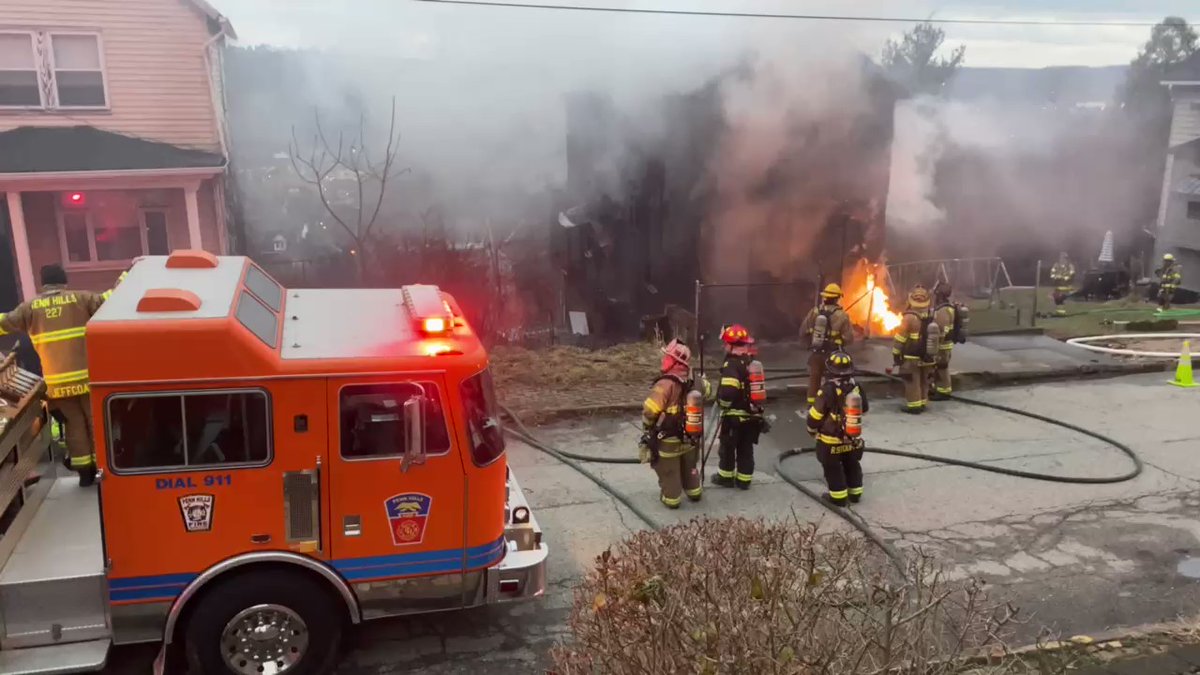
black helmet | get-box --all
[826,350,854,377]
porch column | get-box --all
[184,184,202,250]
[5,192,36,301]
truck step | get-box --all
[0,639,109,674]
[0,478,107,650]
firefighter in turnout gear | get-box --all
[806,351,869,506]
[1156,253,1183,311]
[892,285,937,414]
[800,283,854,406]
[1049,253,1076,316]
[930,282,964,401]
[0,265,120,486]
[712,324,767,489]
[639,340,712,509]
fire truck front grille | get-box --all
[283,470,319,544]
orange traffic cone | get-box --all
[1170,340,1197,388]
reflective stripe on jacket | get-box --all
[717,356,753,418]
[0,286,105,398]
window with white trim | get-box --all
[51,34,105,107]
[0,30,107,109]
[0,33,40,106]
[60,204,170,266]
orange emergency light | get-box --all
[404,284,453,336]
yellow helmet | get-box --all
[821,283,843,299]
[826,350,854,377]
[907,284,931,309]
[1164,253,1175,261]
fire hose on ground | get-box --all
[500,367,1145,570]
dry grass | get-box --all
[491,342,661,390]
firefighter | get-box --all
[800,283,854,407]
[892,285,936,414]
[930,282,958,401]
[1156,253,1183,311]
[711,324,767,489]
[806,350,868,506]
[639,339,711,509]
[1049,252,1076,317]
[0,265,117,486]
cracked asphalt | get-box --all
[107,371,1200,672]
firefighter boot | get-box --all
[711,472,736,488]
[822,493,848,508]
[78,466,97,488]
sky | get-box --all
[216,0,1199,68]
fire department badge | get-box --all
[385,493,431,546]
[178,494,214,533]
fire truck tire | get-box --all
[183,569,343,675]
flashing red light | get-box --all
[64,192,86,207]
[422,317,448,334]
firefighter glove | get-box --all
[852,437,865,451]
[638,444,652,464]
[893,354,903,367]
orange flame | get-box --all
[843,260,903,336]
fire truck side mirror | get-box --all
[401,396,427,473]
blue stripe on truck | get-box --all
[107,536,507,603]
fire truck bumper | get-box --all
[487,542,548,603]
[490,469,547,603]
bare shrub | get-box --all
[551,516,1016,675]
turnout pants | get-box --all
[806,351,826,405]
[901,359,931,411]
[718,418,758,486]
[817,440,863,504]
[653,441,702,508]
[1159,286,1177,310]
[933,348,953,397]
[49,393,95,471]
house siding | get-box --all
[1168,90,1200,149]
[0,0,221,152]
[20,186,222,294]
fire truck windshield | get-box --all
[461,368,504,467]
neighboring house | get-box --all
[0,0,235,310]
[1158,52,1200,293]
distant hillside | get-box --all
[946,65,1128,104]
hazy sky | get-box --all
[217,0,1198,68]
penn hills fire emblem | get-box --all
[385,493,431,546]
[178,494,215,532]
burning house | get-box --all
[555,56,900,342]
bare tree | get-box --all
[289,97,408,284]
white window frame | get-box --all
[0,29,108,111]
[46,31,109,110]
[0,30,45,110]
[56,204,169,270]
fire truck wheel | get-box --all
[184,569,342,675]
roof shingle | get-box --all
[0,126,225,174]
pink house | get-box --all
[0,0,235,306]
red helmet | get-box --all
[720,324,754,345]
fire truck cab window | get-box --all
[244,264,283,312]
[107,391,272,472]
[236,290,279,348]
[339,382,451,459]
[461,369,505,467]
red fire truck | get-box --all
[0,250,546,674]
